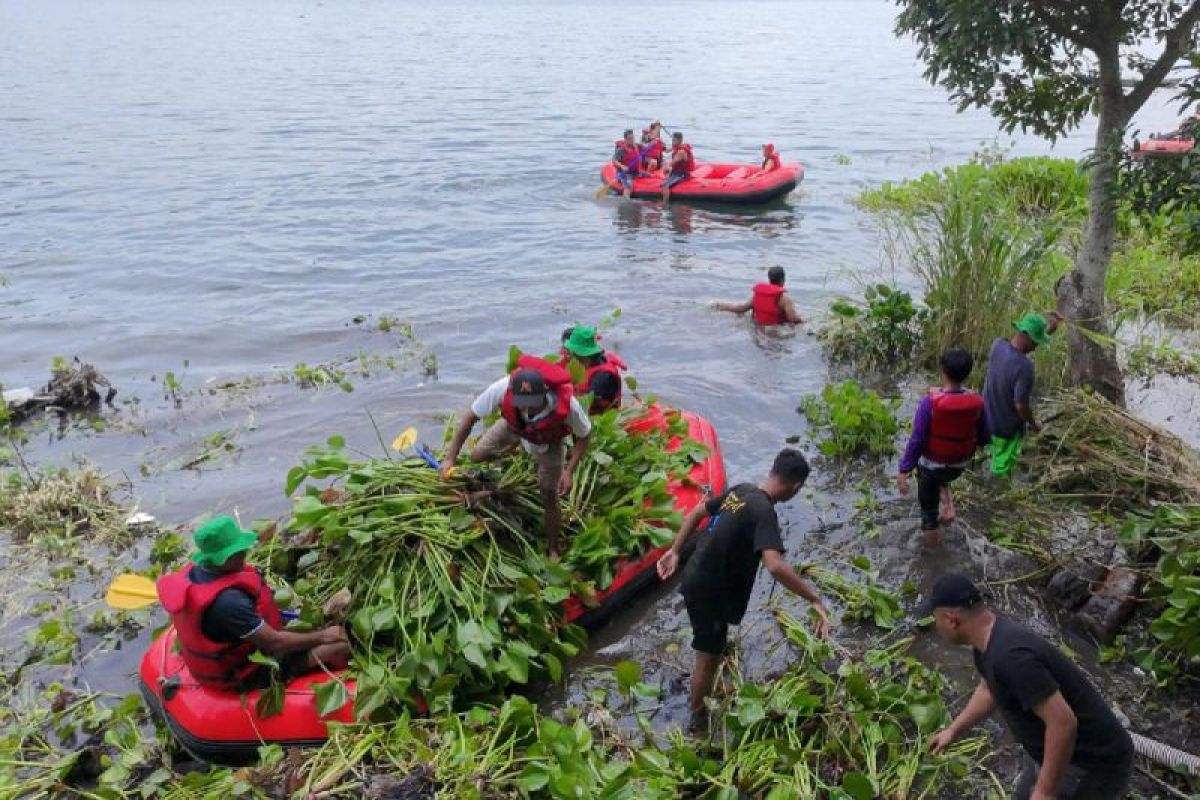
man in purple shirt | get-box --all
[898,349,988,546]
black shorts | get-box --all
[685,592,729,655]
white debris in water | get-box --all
[126,512,157,530]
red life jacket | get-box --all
[157,564,283,688]
[762,144,781,171]
[614,140,640,171]
[576,353,627,414]
[671,143,695,174]
[751,282,787,325]
[644,139,664,163]
[925,389,985,464]
[500,355,575,445]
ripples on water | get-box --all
[0,0,1185,536]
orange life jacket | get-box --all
[500,355,575,445]
[926,389,985,464]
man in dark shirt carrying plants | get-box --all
[656,449,832,731]
[924,574,1132,800]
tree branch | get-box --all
[1028,0,1100,50]
[1126,1,1200,111]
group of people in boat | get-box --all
[610,120,784,203]
[160,292,1131,797]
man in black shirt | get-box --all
[656,449,831,729]
[925,574,1133,799]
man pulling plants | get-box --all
[656,449,831,732]
[560,325,627,414]
[441,354,592,558]
[982,311,1060,477]
[157,516,350,689]
[925,574,1132,800]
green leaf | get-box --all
[841,771,877,800]
[592,451,614,466]
[614,659,641,695]
[313,679,350,718]
[285,466,307,496]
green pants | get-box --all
[990,434,1024,476]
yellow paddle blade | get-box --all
[391,426,418,452]
[595,184,612,199]
[106,573,160,610]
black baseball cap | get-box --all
[920,573,983,614]
[510,369,547,408]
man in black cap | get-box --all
[441,355,592,557]
[924,574,1132,799]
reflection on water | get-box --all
[613,197,801,238]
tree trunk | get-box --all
[1056,44,1128,406]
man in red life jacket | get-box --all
[561,325,627,414]
[156,516,350,689]
[897,349,988,547]
[612,128,642,198]
[714,266,803,326]
[662,131,695,204]
[761,143,782,172]
[441,355,593,557]
[642,122,666,172]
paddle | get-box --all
[596,140,658,199]
[105,572,297,621]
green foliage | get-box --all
[1120,504,1200,682]
[805,558,904,630]
[1107,231,1200,325]
[895,1,1194,141]
[820,284,928,371]
[277,407,701,714]
[800,381,899,458]
[1126,336,1200,382]
[291,362,354,392]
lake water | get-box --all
[1,0,1192,723]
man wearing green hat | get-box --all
[982,312,1060,477]
[560,326,628,414]
[157,516,350,689]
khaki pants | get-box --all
[469,420,563,493]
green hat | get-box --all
[191,515,258,567]
[1013,312,1051,346]
[563,326,604,358]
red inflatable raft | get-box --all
[600,161,802,204]
[1132,136,1195,159]
[141,405,723,763]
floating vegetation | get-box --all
[799,381,900,459]
[0,464,129,544]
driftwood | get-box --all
[2,358,116,422]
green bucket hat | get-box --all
[191,515,258,567]
[1013,312,1051,346]
[563,326,604,358]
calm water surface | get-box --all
[1,0,1191,716]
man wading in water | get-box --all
[656,449,831,732]
[714,265,803,326]
[925,574,1133,799]
[441,355,592,558]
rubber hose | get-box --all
[1132,732,1200,777]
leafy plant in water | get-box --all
[800,381,899,458]
[819,284,929,371]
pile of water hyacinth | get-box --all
[260,404,708,714]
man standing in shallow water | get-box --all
[656,449,831,731]
[924,574,1133,800]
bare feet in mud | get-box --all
[922,528,942,548]
[937,485,957,526]
[687,708,710,737]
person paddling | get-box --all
[897,349,987,546]
[612,129,643,198]
[663,131,695,204]
[714,266,802,326]
[560,325,627,414]
[441,355,592,557]
[924,574,1133,799]
[761,143,781,171]
[657,449,831,733]
[156,516,350,690]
